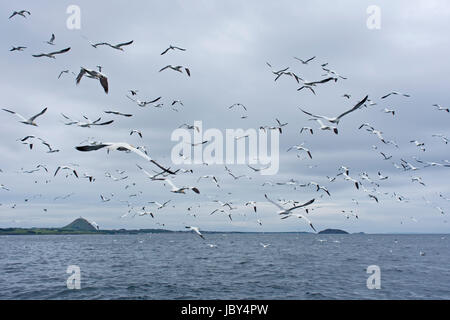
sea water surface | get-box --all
[0,233,449,299]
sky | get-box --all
[0,0,449,233]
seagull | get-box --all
[178,123,200,132]
[32,47,70,58]
[1,184,10,191]
[342,173,359,189]
[10,46,26,52]
[287,144,312,159]
[92,40,133,51]
[104,110,133,117]
[129,90,138,96]
[381,91,410,99]
[432,104,449,112]
[410,140,426,151]
[380,152,392,160]
[2,107,47,126]
[294,56,316,64]
[54,166,78,178]
[299,95,368,125]
[61,114,114,127]
[185,226,205,239]
[368,194,379,203]
[58,70,70,79]
[160,45,186,55]
[228,103,247,111]
[245,201,257,212]
[432,134,449,144]
[126,95,162,107]
[148,200,171,209]
[75,142,176,174]
[383,108,396,116]
[378,172,388,180]
[159,65,190,76]
[100,194,111,202]
[265,194,315,216]
[198,175,220,187]
[411,176,426,186]
[300,127,314,135]
[9,10,31,19]
[45,34,55,45]
[309,119,338,134]
[130,130,143,138]
[280,213,316,232]
[155,178,200,194]
[260,243,270,248]
[76,67,108,93]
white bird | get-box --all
[381,91,410,99]
[378,172,388,180]
[130,130,143,138]
[45,33,55,45]
[411,176,426,186]
[155,178,200,194]
[159,65,190,76]
[287,144,312,159]
[185,226,205,239]
[383,108,396,116]
[265,194,315,216]
[32,47,70,58]
[432,104,449,112]
[294,56,316,64]
[280,213,317,232]
[160,45,186,55]
[2,107,47,126]
[54,166,78,178]
[75,142,176,174]
[126,95,162,107]
[9,10,31,19]
[92,40,133,51]
[148,200,171,209]
[260,243,270,248]
[299,95,368,125]
[245,201,257,212]
[10,46,26,52]
[76,67,109,94]
[309,119,338,134]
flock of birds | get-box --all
[1,9,449,245]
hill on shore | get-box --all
[62,217,97,231]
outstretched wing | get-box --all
[75,144,109,152]
[99,76,109,93]
[116,40,133,48]
[336,95,368,120]
[290,198,315,211]
[29,107,47,121]
[49,47,71,56]
[264,194,284,211]
[2,109,27,122]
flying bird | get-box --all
[76,67,108,93]
[32,47,70,58]
[2,107,47,126]
[160,45,186,55]
[75,142,176,174]
[299,95,368,125]
[92,40,133,51]
[9,10,31,19]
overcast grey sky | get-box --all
[0,1,449,233]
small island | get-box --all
[318,229,349,234]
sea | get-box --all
[0,233,449,299]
